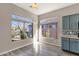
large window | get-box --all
[42,23,57,39]
[11,15,33,41]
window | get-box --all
[11,15,33,41]
[42,23,57,39]
[24,23,33,38]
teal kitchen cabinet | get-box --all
[70,39,77,53]
[69,14,78,30]
[76,39,79,53]
[62,38,79,53]
[62,37,70,51]
[62,16,70,30]
[70,39,79,53]
[77,14,79,26]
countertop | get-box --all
[62,35,79,39]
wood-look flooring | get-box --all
[0,43,79,56]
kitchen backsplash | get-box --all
[62,30,78,35]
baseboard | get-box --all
[0,43,33,55]
[39,41,60,47]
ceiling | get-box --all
[14,3,75,15]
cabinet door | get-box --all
[62,16,69,30]
[70,39,77,53]
[62,37,70,51]
[75,39,79,53]
[70,14,78,30]
[77,14,79,28]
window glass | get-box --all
[42,23,57,39]
[11,15,33,41]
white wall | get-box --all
[0,3,38,55]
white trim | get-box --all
[39,41,60,47]
[40,17,57,24]
[0,43,33,55]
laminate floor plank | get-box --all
[1,43,78,56]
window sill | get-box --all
[11,38,33,42]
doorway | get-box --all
[39,17,58,45]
